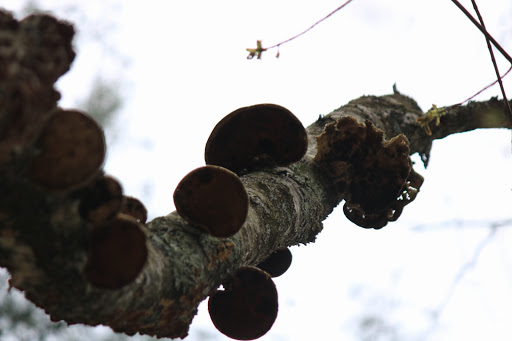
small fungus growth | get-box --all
[314,116,423,229]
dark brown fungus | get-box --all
[0,82,59,166]
[208,266,278,340]
[28,109,106,191]
[20,13,75,84]
[315,117,423,229]
[0,11,75,165]
[78,175,123,225]
[84,214,147,289]
[121,196,148,224]
[205,103,307,174]
[256,247,292,278]
[173,165,248,238]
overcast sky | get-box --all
[3,0,512,340]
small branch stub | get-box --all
[208,266,278,340]
[173,165,249,238]
[205,104,307,174]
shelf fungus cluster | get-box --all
[6,105,150,290]
[78,176,149,289]
[0,10,149,291]
[314,116,424,229]
[174,104,302,339]
[0,12,75,166]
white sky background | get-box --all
[3,0,512,340]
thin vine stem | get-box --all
[456,65,512,105]
[470,0,512,120]
[266,0,354,50]
[450,0,512,65]
[246,0,354,58]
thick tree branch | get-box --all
[1,9,512,339]
[432,99,512,140]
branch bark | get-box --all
[1,9,511,339]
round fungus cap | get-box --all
[121,196,148,224]
[256,247,292,278]
[173,165,248,238]
[78,175,123,225]
[28,109,105,191]
[84,214,147,289]
[208,266,278,340]
[205,103,307,174]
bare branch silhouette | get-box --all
[247,0,354,59]
[470,0,512,120]
[425,219,512,332]
[456,65,512,105]
[450,0,512,65]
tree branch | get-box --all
[470,0,512,121]
[432,98,512,140]
[247,0,354,59]
[450,0,512,65]
[1,9,512,339]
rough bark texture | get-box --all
[1,9,512,339]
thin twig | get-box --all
[431,225,496,318]
[456,65,512,105]
[411,218,512,231]
[470,0,512,120]
[266,0,354,50]
[450,0,512,65]
[247,0,354,58]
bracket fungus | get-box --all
[84,214,148,289]
[173,165,249,238]
[256,247,292,278]
[315,116,423,229]
[121,196,148,224]
[0,12,75,166]
[19,13,76,85]
[205,104,307,174]
[78,175,123,225]
[27,109,106,191]
[208,266,278,340]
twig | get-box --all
[470,0,512,121]
[267,0,354,50]
[427,218,512,328]
[431,223,497,319]
[450,0,512,65]
[456,65,512,105]
[246,0,354,58]
[412,218,512,231]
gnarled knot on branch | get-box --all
[314,116,424,229]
